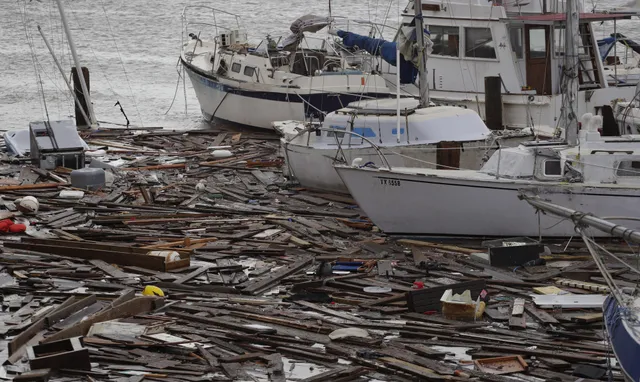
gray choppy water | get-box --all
[0,0,635,130]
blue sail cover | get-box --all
[598,36,616,61]
[597,34,640,61]
[337,30,418,84]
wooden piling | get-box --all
[484,76,503,130]
[71,67,90,127]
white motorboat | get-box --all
[371,0,639,136]
[180,8,399,129]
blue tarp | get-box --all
[337,30,418,84]
[597,34,640,61]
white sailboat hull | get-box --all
[185,68,305,129]
[335,166,640,237]
[284,142,493,194]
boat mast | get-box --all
[413,0,429,107]
[37,25,92,127]
[54,0,98,129]
[562,0,579,145]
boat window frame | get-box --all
[231,62,241,73]
[509,26,524,60]
[616,160,640,177]
[428,25,461,58]
[543,159,562,177]
[243,65,256,77]
[553,25,565,58]
[464,27,497,60]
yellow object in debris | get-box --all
[533,286,565,295]
[142,286,165,297]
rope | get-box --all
[582,235,640,276]
[98,0,144,127]
[21,1,46,121]
[165,58,184,115]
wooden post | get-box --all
[71,67,90,128]
[484,76,503,130]
[436,141,461,170]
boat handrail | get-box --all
[181,5,242,25]
[285,126,392,169]
[181,5,243,45]
[184,22,236,32]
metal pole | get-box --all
[614,20,618,87]
[54,0,97,129]
[37,25,91,126]
[522,195,640,244]
[562,0,580,145]
[396,42,401,143]
[413,0,429,107]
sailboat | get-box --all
[334,0,640,237]
[4,0,93,164]
[179,8,398,129]
[522,196,640,382]
[277,0,506,194]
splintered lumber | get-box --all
[5,240,189,272]
[89,260,128,278]
[45,295,97,327]
[42,297,164,343]
[479,344,606,363]
[240,257,313,295]
[524,303,559,324]
[120,163,186,171]
[301,366,367,382]
[295,301,363,323]
[378,357,444,381]
[8,296,76,355]
[398,239,477,255]
[173,265,211,284]
[0,183,61,191]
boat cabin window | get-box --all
[544,159,562,176]
[430,26,459,57]
[464,28,496,59]
[231,63,241,73]
[553,26,565,57]
[528,29,547,59]
[616,160,640,177]
[509,27,524,59]
[243,66,255,77]
[327,126,345,139]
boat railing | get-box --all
[285,126,392,169]
[181,5,243,44]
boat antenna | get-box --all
[54,0,98,130]
[561,0,579,145]
[413,0,429,107]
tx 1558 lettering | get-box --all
[379,178,401,186]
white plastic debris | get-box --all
[328,328,370,340]
[212,149,233,158]
[147,251,181,263]
[17,196,39,214]
[59,190,85,199]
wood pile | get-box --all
[0,126,632,381]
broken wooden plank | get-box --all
[240,257,313,295]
